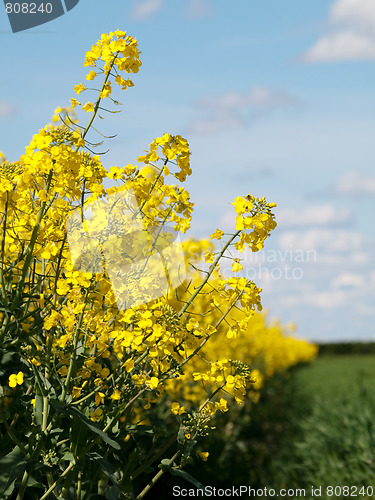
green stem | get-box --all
[60,290,89,403]
[136,450,181,500]
[39,462,75,500]
[164,288,243,381]
[132,434,177,480]
[15,470,29,500]
[0,190,9,305]
[0,407,28,456]
[76,470,82,500]
[78,54,119,148]
[178,230,241,318]
[137,159,167,216]
[198,382,226,412]
[12,170,54,313]
[60,468,75,499]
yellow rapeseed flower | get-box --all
[9,371,24,388]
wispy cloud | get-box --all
[278,228,363,253]
[130,0,163,21]
[186,86,298,135]
[335,170,375,196]
[130,0,213,22]
[302,0,375,62]
[277,203,351,227]
[186,0,214,19]
[0,102,16,119]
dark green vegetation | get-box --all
[154,353,375,499]
[263,355,375,498]
[318,342,375,356]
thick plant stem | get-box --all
[0,190,9,306]
[15,470,29,500]
[39,462,75,500]
[136,450,181,500]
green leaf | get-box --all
[169,468,204,489]
[88,452,119,488]
[61,450,75,463]
[160,458,172,468]
[34,393,43,426]
[68,407,120,451]
[106,485,121,500]
[121,448,139,483]
[51,402,120,451]
[183,438,197,458]
[71,413,89,457]
[0,446,27,497]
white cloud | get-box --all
[219,210,236,232]
[131,0,163,21]
[302,0,375,62]
[187,87,297,135]
[187,0,214,19]
[0,102,16,119]
[335,170,375,195]
[277,203,350,227]
[331,272,365,288]
[197,87,296,110]
[278,228,363,253]
[331,0,375,31]
[303,31,375,62]
[188,110,244,135]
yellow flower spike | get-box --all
[9,372,23,387]
[210,228,224,240]
[171,402,187,415]
[196,451,209,461]
[70,98,81,110]
[110,389,122,400]
[123,359,134,372]
[232,259,243,273]
[95,392,105,406]
[86,70,97,81]
[82,102,95,113]
[72,386,82,398]
[148,377,159,390]
[74,83,87,95]
[204,252,214,264]
[9,371,24,388]
[89,408,103,422]
[214,398,229,413]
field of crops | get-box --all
[263,355,375,496]
[155,353,375,499]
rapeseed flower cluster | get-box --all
[0,29,316,500]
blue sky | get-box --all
[1,0,375,342]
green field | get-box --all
[262,355,375,499]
